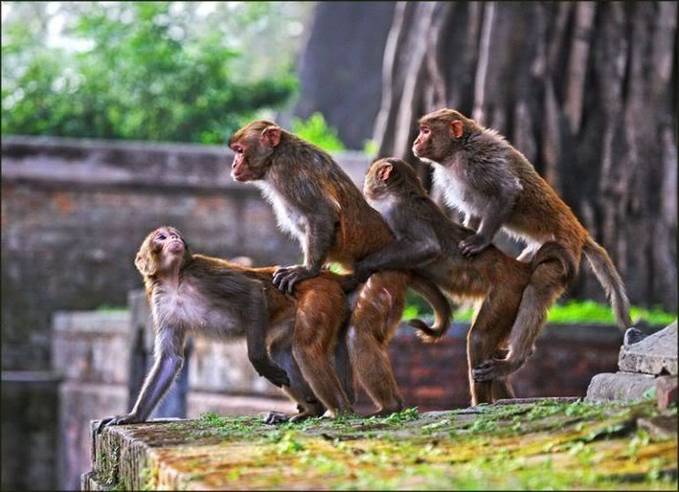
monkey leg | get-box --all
[334,324,356,404]
[492,378,515,401]
[267,331,326,424]
[292,285,354,418]
[347,272,407,416]
[473,243,573,382]
[467,289,522,405]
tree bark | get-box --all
[373,1,677,311]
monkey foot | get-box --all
[263,412,290,425]
[472,358,523,382]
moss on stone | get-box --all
[89,399,677,490]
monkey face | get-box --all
[135,226,188,277]
[414,109,469,163]
[413,121,453,163]
[229,122,281,182]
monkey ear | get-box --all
[135,252,155,276]
[376,163,393,182]
[451,120,464,139]
[261,126,281,147]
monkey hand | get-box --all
[472,356,525,382]
[96,412,143,434]
[272,265,319,294]
[459,233,491,256]
[251,357,291,388]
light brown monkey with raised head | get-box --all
[352,158,558,404]
[413,108,632,381]
[98,226,356,430]
[229,121,451,416]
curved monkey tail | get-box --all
[583,236,632,330]
[407,275,452,343]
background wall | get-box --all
[1,136,369,371]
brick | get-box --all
[655,375,678,410]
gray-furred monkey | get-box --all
[413,108,632,381]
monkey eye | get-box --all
[233,145,243,154]
[420,127,430,135]
[157,234,166,240]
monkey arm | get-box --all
[460,161,520,255]
[273,207,338,294]
[97,341,184,432]
[463,214,481,231]
[460,195,515,256]
[354,235,442,283]
[129,351,184,420]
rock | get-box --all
[624,327,648,346]
[585,372,656,402]
[655,375,678,410]
[637,415,678,440]
[618,321,678,375]
[494,397,581,405]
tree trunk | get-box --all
[374,1,677,311]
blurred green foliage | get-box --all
[1,2,304,143]
[404,296,676,326]
[291,112,345,152]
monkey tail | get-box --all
[407,275,452,343]
[583,236,632,330]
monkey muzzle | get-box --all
[166,240,184,254]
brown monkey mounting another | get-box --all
[229,121,451,416]
[413,108,632,381]
[353,158,550,404]
[98,226,355,430]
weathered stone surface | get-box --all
[585,372,657,402]
[83,399,677,490]
[189,337,282,397]
[58,382,128,490]
[638,416,679,440]
[656,375,678,410]
[187,392,294,418]
[619,321,678,375]
[1,372,61,491]
[494,396,581,405]
[52,311,132,384]
[5,136,361,371]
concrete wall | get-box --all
[1,371,61,491]
[1,135,371,371]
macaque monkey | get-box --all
[352,158,558,404]
[229,121,451,415]
[413,108,632,381]
[98,226,356,430]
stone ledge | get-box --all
[585,372,657,402]
[619,321,677,376]
[83,399,677,490]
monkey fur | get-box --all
[230,121,452,415]
[98,226,357,430]
[414,108,632,381]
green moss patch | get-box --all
[91,399,677,490]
